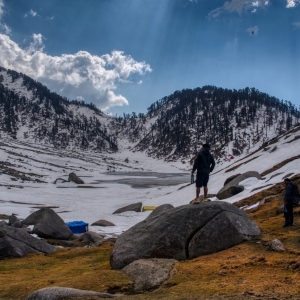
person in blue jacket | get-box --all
[283,178,295,227]
[191,144,215,203]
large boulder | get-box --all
[217,171,263,200]
[25,286,116,300]
[123,258,177,291]
[68,172,84,184]
[110,202,260,269]
[0,225,55,258]
[113,202,142,214]
[22,208,73,240]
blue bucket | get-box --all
[66,221,89,234]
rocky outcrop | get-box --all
[0,225,55,258]
[68,172,84,184]
[91,220,115,227]
[123,258,177,291]
[25,286,116,300]
[217,171,263,200]
[113,202,142,214]
[110,202,260,269]
[22,208,73,240]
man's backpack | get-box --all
[291,182,300,206]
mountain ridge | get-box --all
[1,66,299,163]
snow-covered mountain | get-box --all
[1,66,299,164]
[0,66,118,152]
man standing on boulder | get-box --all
[191,144,215,203]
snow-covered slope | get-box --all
[1,123,300,238]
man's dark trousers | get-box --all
[284,202,294,226]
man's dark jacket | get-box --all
[284,182,298,204]
[192,148,215,175]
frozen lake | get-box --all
[92,171,189,188]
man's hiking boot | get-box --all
[191,198,200,204]
[202,197,208,202]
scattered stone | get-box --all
[268,239,285,252]
[0,225,56,258]
[111,202,260,269]
[68,172,84,184]
[123,258,177,291]
[113,202,142,214]
[91,220,115,227]
[24,286,116,300]
[22,208,73,240]
[76,231,105,247]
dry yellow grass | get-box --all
[1,175,300,299]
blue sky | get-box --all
[0,0,299,115]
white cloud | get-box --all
[0,22,10,34]
[24,9,38,18]
[286,0,300,7]
[208,0,268,17]
[0,33,152,109]
[0,0,10,35]
[246,25,259,35]
[0,0,4,20]
[293,21,300,29]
